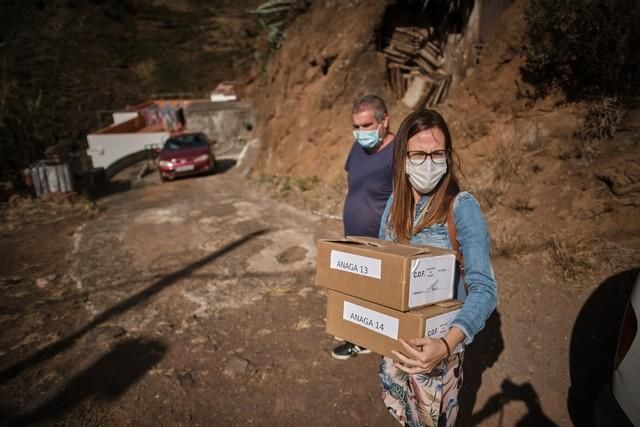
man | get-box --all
[332,94,395,360]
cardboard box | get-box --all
[325,290,463,359]
[316,236,457,311]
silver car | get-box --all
[594,272,639,426]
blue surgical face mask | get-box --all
[353,125,381,149]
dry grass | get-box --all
[508,197,535,213]
[473,186,504,212]
[293,317,313,330]
[0,193,99,233]
[465,165,504,213]
[550,237,597,281]
[297,287,314,298]
[253,173,343,216]
[494,225,640,287]
[256,174,320,198]
[550,235,640,282]
[493,143,525,183]
[574,97,626,159]
[260,283,294,297]
[491,226,546,259]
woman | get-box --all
[378,109,497,426]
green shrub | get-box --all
[522,0,640,99]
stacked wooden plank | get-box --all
[383,27,452,109]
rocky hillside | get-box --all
[252,0,398,182]
[252,0,640,277]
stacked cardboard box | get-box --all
[316,236,463,358]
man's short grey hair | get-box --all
[352,95,387,122]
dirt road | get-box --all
[0,159,614,426]
[1,161,391,426]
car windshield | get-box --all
[164,134,207,150]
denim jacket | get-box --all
[378,191,497,344]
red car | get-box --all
[157,132,216,181]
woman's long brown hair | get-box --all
[388,109,461,243]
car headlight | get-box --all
[194,154,209,163]
[158,160,173,168]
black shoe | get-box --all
[331,342,372,360]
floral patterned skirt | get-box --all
[379,351,464,427]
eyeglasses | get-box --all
[407,150,447,165]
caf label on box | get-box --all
[425,309,464,353]
[409,256,456,308]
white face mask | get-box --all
[353,125,381,149]
[405,159,448,194]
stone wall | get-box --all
[185,101,256,157]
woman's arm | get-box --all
[391,327,466,374]
[450,192,498,345]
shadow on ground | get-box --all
[458,309,559,426]
[5,338,166,426]
[458,310,557,425]
[0,229,268,385]
[470,378,558,426]
[215,158,237,174]
[567,268,638,427]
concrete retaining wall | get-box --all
[185,101,255,157]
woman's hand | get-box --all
[391,337,449,375]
